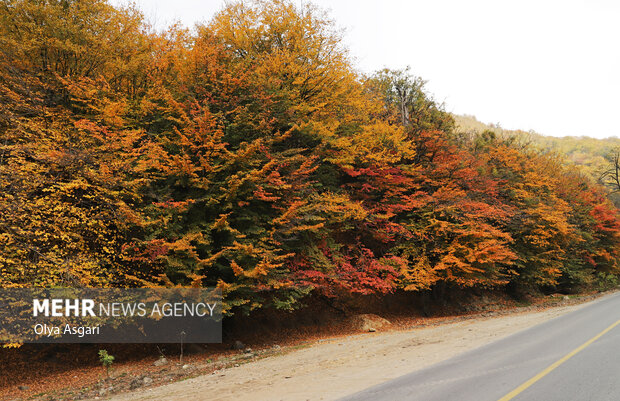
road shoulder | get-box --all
[108,295,610,401]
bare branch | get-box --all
[601,149,620,193]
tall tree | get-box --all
[601,150,620,192]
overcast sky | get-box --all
[113,0,620,139]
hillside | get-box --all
[454,114,620,183]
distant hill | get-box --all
[453,114,620,183]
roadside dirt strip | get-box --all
[108,300,594,401]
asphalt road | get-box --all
[341,291,620,401]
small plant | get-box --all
[98,349,115,378]
[179,330,186,364]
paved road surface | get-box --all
[342,291,620,401]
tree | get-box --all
[0,0,151,287]
[601,149,620,192]
[367,68,454,133]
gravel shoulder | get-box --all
[107,297,599,401]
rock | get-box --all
[272,344,281,350]
[182,364,191,370]
[129,378,143,390]
[563,295,570,300]
[368,327,377,332]
[349,314,391,332]
[154,357,168,367]
[232,340,245,350]
[243,347,253,354]
[18,385,29,391]
[143,377,153,385]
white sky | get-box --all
[113,0,620,139]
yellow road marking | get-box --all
[498,317,620,401]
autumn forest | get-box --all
[1,0,620,317]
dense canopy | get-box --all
[1,0,619,314]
